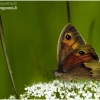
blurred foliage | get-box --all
[0,1,100,98]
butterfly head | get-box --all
[52,69,73,81]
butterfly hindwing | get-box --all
[84,62,100,79]
[62,45,99,72]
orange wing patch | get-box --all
[62,32,79,50]
[72,43,79,49]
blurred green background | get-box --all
[0,1,100,98]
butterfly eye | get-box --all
[65,34,71,40]
[78,51,85,55]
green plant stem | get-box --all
[66,1,70,23]
[0,16,18,99]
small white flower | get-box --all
[87,91,92,98]
[74,95,82,100]
[8,95,16,99]
[8,79,100,99]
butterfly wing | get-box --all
[57,23,85,67]
[54,23,100,81]
[84,62,100,79]
[60,44,100,80]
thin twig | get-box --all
[0,15,18,99]
[66,1,70,23]
[88,19,95,45]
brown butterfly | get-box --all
[53,23,100,81]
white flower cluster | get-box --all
[18,79,100,100]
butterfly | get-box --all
[53,23,100,81]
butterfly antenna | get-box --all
[0,15,18,99]
[38,66,55,70]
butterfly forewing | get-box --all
[57,23,85,67]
